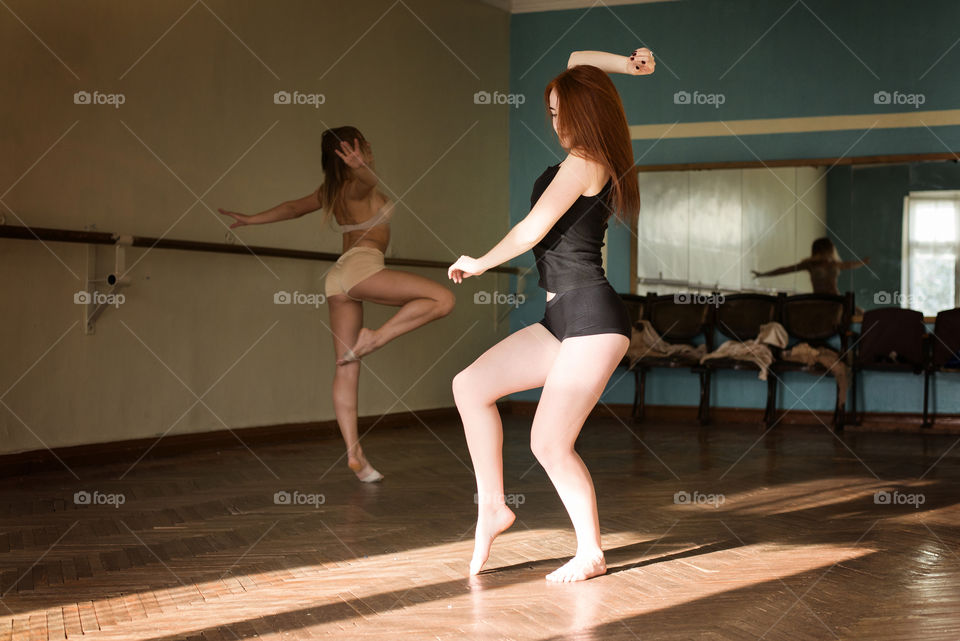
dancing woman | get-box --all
[448,48,654,581]
[221,126,455,482]
[753,237,870,314]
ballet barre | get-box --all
[637,275,798,296]
[0,224,521,274]
[1,224,523,333]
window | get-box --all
[903,191,960,316]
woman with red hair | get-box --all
[449,48,655,582]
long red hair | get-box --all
[544,65,640,226]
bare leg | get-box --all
[530,333,630,582]
[452,323,562,575]
[338,268,455,364]
[327,294,382,482]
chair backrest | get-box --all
[932,307,960,367]
[857,306,926,367]
[712,294,780,341]
[619,294,645,328]
[644,292,713,347]
[780,292,853,346]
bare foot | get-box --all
[469,504,516,575]
[337,328,381,365]
[545,550,606,583]
[347,451,383,483]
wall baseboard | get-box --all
[4,402,958,478]
[0,406,464,479]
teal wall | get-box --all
[508,0,960,414]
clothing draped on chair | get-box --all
[626,319,706,366]
[780,342,850,408]
[699,321,788,380]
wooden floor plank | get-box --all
[1,417,959,640]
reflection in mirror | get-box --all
[633,159,960,319]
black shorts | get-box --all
[538,282,633,341]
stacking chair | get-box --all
[924,307,960,427]
[697,294,781,427]
[631,293,714,422]
[772,292,854,430]
[851,306,927,425]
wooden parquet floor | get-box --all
[2,415,959,640]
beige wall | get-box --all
[0,0,511,455]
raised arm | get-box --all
[218,188,321,228]
[448,156,595,282]
[568,48,655,75]
[335,138,378,199]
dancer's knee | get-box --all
[452,367,490,407]
[452,368,473,403]
[530,435,572,469]
[435,288,456,318]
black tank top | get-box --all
[530,163,613,292]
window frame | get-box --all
[902,190,960,315]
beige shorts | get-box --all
[325,246,385,301]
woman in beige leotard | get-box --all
[219,126,455,482]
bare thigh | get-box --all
[347,268,451,307]
[327,294,363,359]
[530,334,630,451]
[454,322,562,403]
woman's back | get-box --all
[332,189,393,253]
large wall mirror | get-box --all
[631,153,960,319]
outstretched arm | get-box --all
[568,48,655,75]
[219,188,321,228]
[839,256,871,270]
[448,156,595,282]
[752,261,807,278]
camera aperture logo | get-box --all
[74,290,125,308]
[474,290,525,308]
[873,90,925,109]
[273,90,326,108]
[674,292,725,308]
[873,290,923,306]
[274,490,325,508]
[473,90,526,109]
[73,90,126,109]
[74,490,126,508]
[874,490,924,509]
[274,290,326,308]
[674,490,725,508]
[673,90,725,108]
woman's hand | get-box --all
[448,256,486,284]
[219,208,250,228]
[627,47,655,75]
[334,138,367,169]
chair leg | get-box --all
[637,368,647,423]
[631,369,640,421]
[922,369,933,428]
[834,381,845,433]
[851,367,860,426]
[698,369,711,426]
[764,375,777,428]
